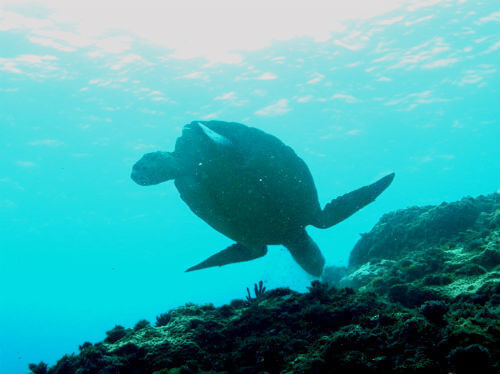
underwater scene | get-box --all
[1,0,499,373]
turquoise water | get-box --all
[1,1,499,373]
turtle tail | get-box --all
[312,172,395,229]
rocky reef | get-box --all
[30,193,500,374]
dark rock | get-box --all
[104,325,129,343]
[388,284,440,308]
[422,274,453,286]
[28,362,48,374]
[133,319,150,331]
[155,312,172,327]
[217,304,233,318]
[455,263,488,276]
[448,344,493,374]
[420,300,449,324]
[306,280,332,302]
[473,248,500,269]
[230,298,247,308]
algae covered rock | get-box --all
[328,193,500,303]
[348,194,499,267]
[349,193,500,267]
[30,193,500,374]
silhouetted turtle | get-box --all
[131,121,394,276]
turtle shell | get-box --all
[173,121,321,246]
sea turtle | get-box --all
[131,120,394,277]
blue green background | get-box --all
[1,1,499,373]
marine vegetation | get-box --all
[30,193,499,373]
[246,280,267,303]
[131,120,394,277]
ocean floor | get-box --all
[29,193,500,374]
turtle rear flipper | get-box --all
[313,172,395,229]
[284,229,325,277]
[185,243,267,272]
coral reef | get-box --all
[30,193,499,374]
[334,193,500,301]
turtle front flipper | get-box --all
[313,172,395,229]
[283,229,325,277]
[185,243,267,272]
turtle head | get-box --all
[131,151,184,186]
